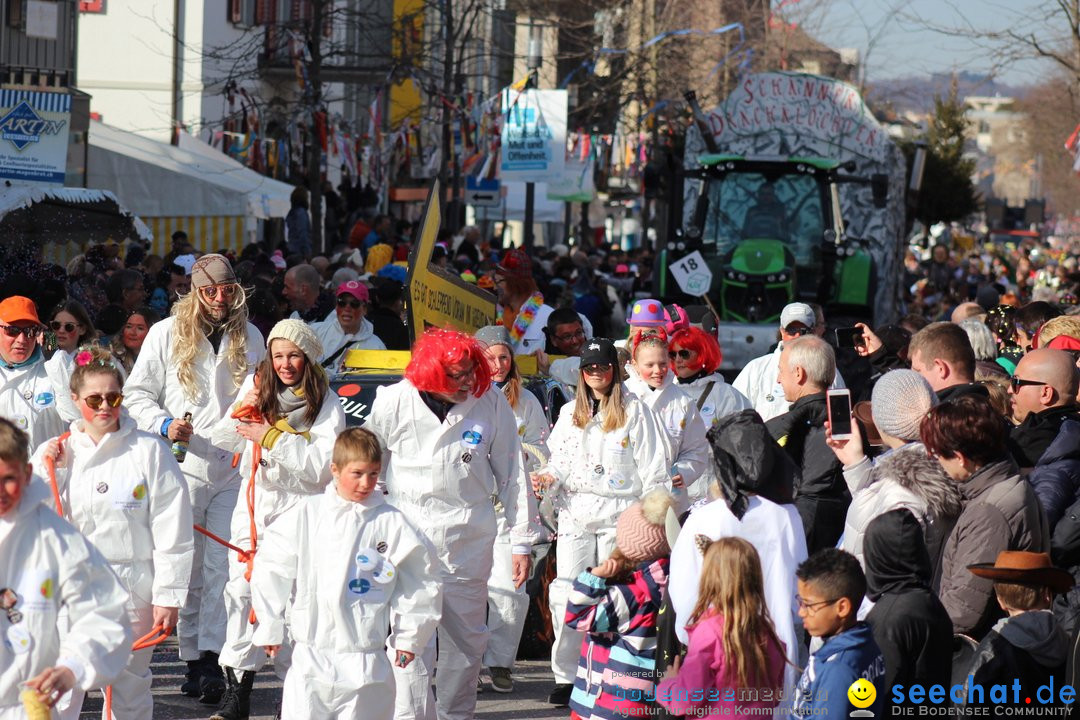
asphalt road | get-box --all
[77,638,571,719]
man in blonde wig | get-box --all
[125,253,264,702]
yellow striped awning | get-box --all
[146,216,248,256]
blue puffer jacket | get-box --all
[1030,420,1080,531]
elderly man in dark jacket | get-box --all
[864,509,953,712]
[767,335,848,554]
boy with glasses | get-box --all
[0,296,65,449]
[794,548,884,719]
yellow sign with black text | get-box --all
[405,179,496,342]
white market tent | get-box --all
[87,120,295,255]
[0,186,152,242]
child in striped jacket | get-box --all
[564,490,675,720]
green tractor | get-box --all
[679,154,885,327]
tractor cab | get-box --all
[689,154,845,325]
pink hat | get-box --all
[336,280,369,303]
[615,264,630,274]
[628,299,666,327]
[270,249,287,270]
[664,304,689,335]
[615,490,676,563]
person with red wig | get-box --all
[363,327,538,720]
[669,327,751,431]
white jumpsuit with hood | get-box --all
[124,316,265,660]
[624,370,710,508]
[250,485,441,720]
[733,343,846,422]
[364,379,537,720]
[674,371,752,500]
[484,386,548,670]
[0,351,64,451]
[669,495,808,713]
[311,317,386,372]
[212,374,346,674]
[32,415,194,719]
[0,477,132,719]
[541,391,669,685]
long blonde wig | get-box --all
[171,286,252,403]
[572,370,627,432]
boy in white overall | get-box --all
[250,428,441,719]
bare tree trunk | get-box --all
[308,0,325,256]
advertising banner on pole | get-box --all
[499,88,567,183]
[0,89,71,186]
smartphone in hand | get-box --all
[834,327,865,349]
[827,389,853,440]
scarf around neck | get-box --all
[277,386,313,432]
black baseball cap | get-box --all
[579,338,619,368]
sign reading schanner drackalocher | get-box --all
[0,89,71,186]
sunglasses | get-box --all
[337,296,364,309]
[582,363,613,374]
[668,349,693,360]
[0,325,39,339]
[1010,377,1047,392]
[200,284,238,300]
[83,392,124,410]
[50,321,77,333]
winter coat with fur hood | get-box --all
[840,442,963,587]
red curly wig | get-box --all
[669,327,722,374]
[405,327,493,398]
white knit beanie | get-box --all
[871,369,938,442]
[267,319,323,361]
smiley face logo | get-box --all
[847,678,876,709]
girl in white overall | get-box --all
[34,345,193,720]
[211,319,345,720]
[532,337,669,706]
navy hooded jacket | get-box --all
[793,622,885,719]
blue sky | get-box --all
[811,0,1059,86]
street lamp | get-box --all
[523,24,542,252]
